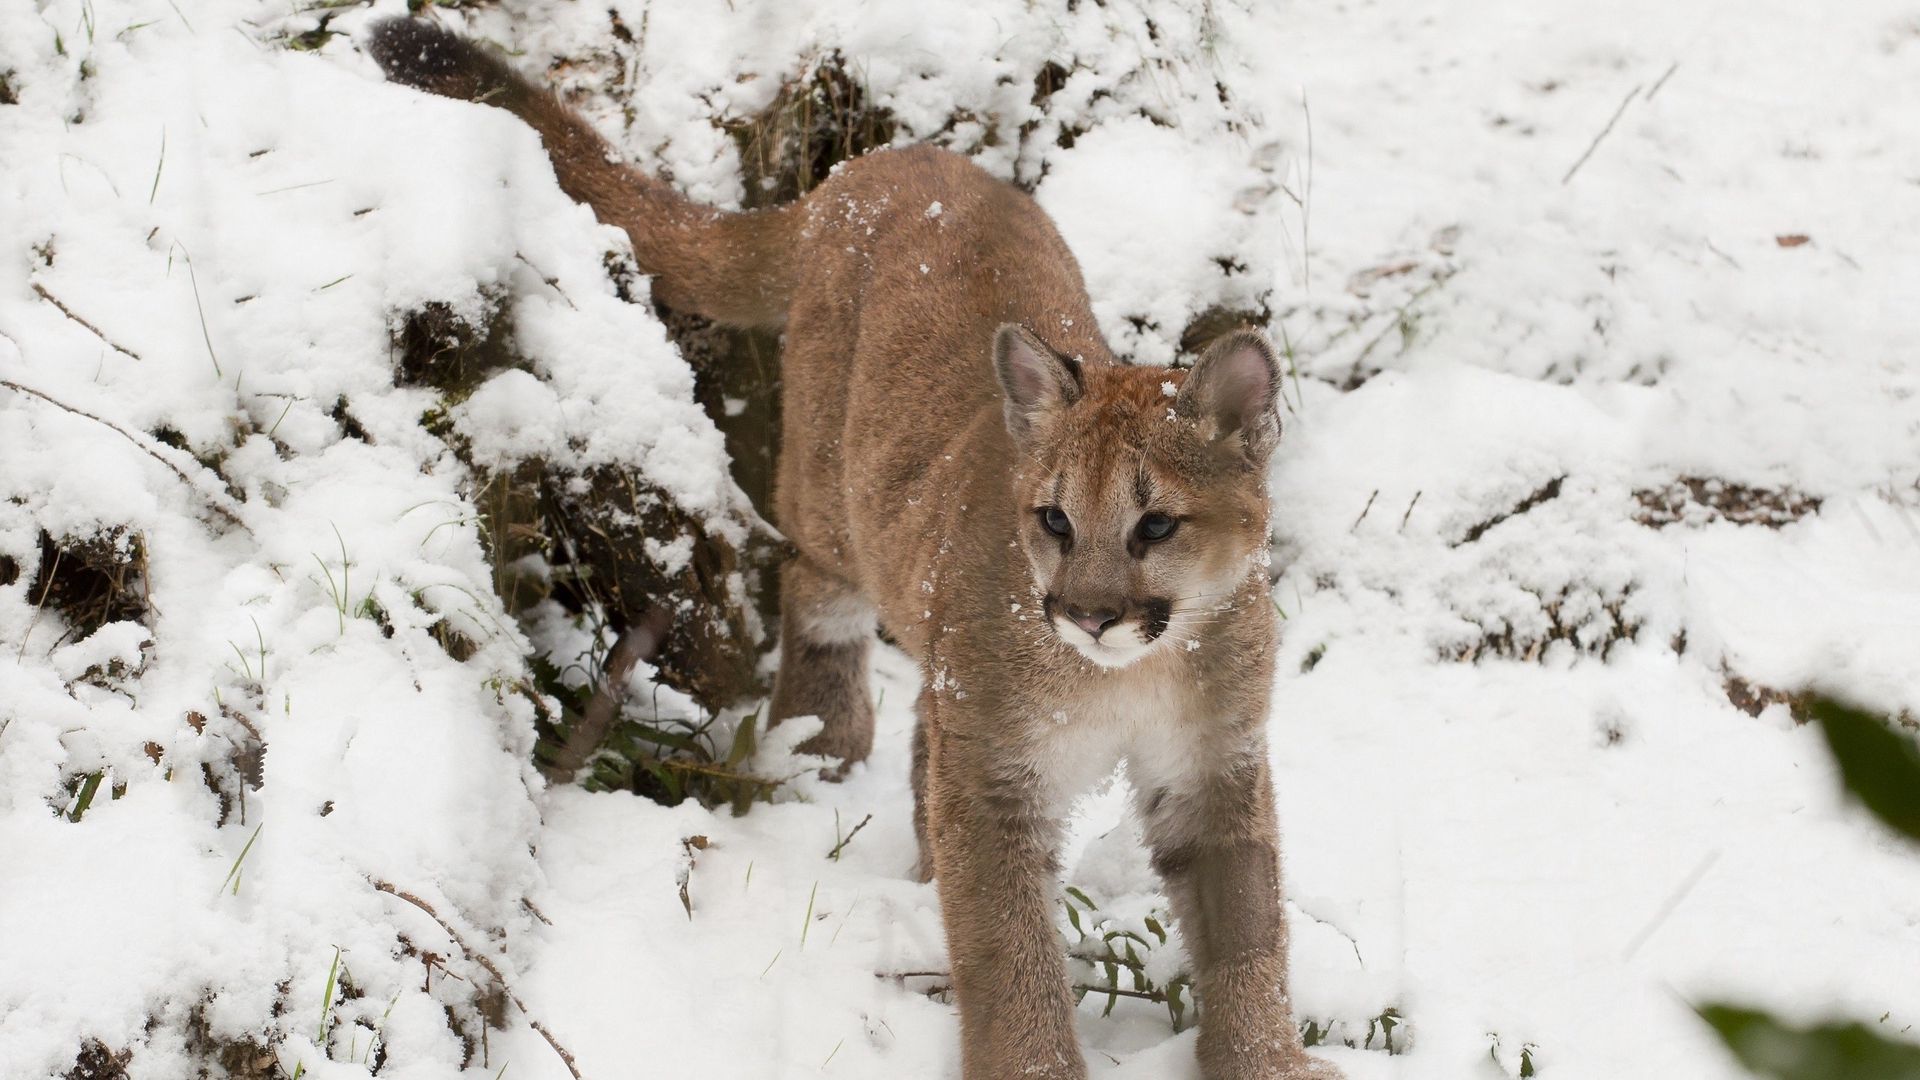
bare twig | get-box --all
[30,282,145,361]
[1075,984,1169,1003]
[827,812,873,860]
[0,379,248,530]
[1290,900,1365,968]
[1704,239,1742,270]
[538,607,673,782]
[18,544,62,661]
[1563,82,1643,185]
[1645,60,1680,102]
[1620,850,1720,960]
[1349,489,1379,533]
[515,253,578,310]
[1398,490,1422,532]
[370,880,584,1080]
[880,970,1181,1006]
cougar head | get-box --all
[995,324,1282,669]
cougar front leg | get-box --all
[768,556,875,774]
[925,721,1087,1080]
[1138,741,1342,1080]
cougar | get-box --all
[369,19,1342,1080]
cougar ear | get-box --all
[993,324,1082,438]
[1176,329,1283,463]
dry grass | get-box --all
[722,51,897,207]
[22,528,149,652]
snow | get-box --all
[4,0,1919,1078]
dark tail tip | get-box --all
[365,17,513,101]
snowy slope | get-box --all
[3,0,1919,1079]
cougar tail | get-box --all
[366,17,796,329]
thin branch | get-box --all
[1645,60,1680,102]
[522,897,553,926]
[515,253,578,310]
[1620,850,1721,960]
[1349,489,1379,533]
[538,607,673,782]
[1398,490,1422,532]
[30,282,145,361]
[370,879,583,1080]
[827,812,873,860]
[18,544,62,661]
[0,379,248,530]
[1562,82,1643,186]
[1290,900,1365,969]
[880,970,1180,1006]
[1074,984,1170,1003]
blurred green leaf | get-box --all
[1812,696,1920,842]
[726,710,759,767]
[728,775,759,818]
[623,724,703,754]
[1700,1004,1920,1080]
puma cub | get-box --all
[370,19,1342,1080]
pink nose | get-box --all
[1065,605,1120,639]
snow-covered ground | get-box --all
[3,0,1918,1078]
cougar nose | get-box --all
[1065,603,1121,639]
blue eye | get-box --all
[1039,507,1072,538]
[1137,513,1178,543]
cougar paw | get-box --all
[1211,1052,1346,1080]
[1280,1055,1346,1080]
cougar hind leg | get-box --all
[769,555,876,777]
[911,692,934,882]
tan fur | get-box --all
[369,21,1342,1079]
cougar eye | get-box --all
[1038,506,1072,538]
[1136,513,1178,543]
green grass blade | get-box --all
[69,771,104,822]
[217,823,263,897]
[317,946,341,1043]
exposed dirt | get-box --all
[1722,672,1810,721]
[25,528,149,645]
[1633,477,1822,528]
[63,1040,130,1080]
[393,292,764,707]
[1446,583,1643,664]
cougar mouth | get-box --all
[1057,629,1151,668]
[1043,595,1172,669]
